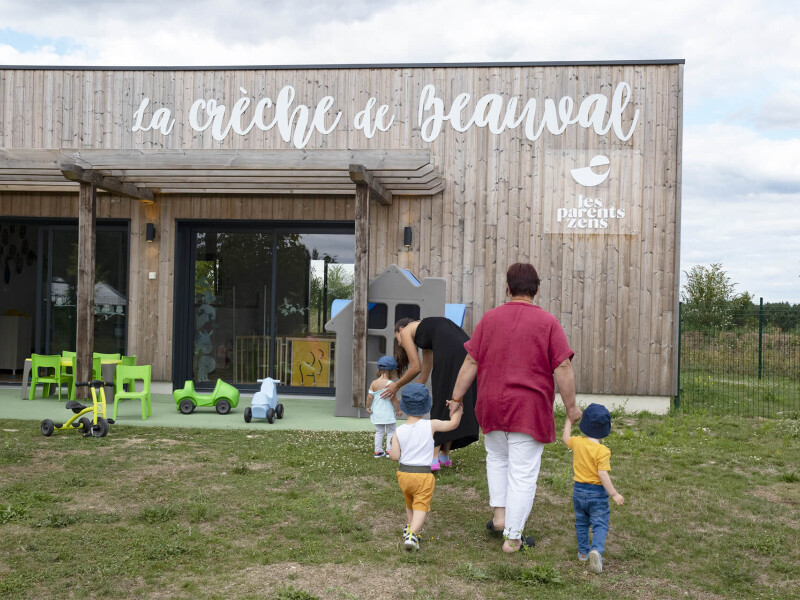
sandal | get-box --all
[504,535,536,552]
[486,519,502,536]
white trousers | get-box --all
[484,430,544,540]
[374,423,396,453]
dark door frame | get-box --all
[172,219,355,394]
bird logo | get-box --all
[571,155,611,187]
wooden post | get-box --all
[76,182,97,398]
[351,179,370,408]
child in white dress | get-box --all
[366,356,402,457]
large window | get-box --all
[45,226,129,355]
[178,222,354,391]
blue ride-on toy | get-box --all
[244,378,283,424]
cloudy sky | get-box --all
[1,0,798,302]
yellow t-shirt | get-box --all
[567,436,611,485]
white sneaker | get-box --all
[588,550,603,573]
[403,529,420,551]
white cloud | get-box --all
[682,123,800,302]
[756,82,800,129]
[685,124,800,196]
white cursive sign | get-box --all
[131,82,640,148]
[418,82,639,143]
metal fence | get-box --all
[676,301,800,416]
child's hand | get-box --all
[612,493,625,506]
[451,401,464,416]
[366,407,372,414]
[395,410,403,418]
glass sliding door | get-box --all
[192,230,274,385]
[180,222,354,391]
[47,228,79,353]
[274,232,354,389]
[43,224,129,355]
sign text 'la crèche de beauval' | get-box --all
[132,82,640,148]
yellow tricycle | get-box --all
[40,380,115,438]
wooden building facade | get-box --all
[0,61,683,402]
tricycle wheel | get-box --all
[276,403,284,419]
[78,417,93,436]
[91,417,109,438]
[41,419,55,437]
[179,399,195,414]
[216,399,231,415]
[244,407,252,423]
[267,408,276,424]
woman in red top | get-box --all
[451,263,583,553]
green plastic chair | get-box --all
[93,353,122,361]
[120,355,137,392]
[113,365,152,420]
[29,354,61,401]
[62,355,102,402]
[60,351,76,400]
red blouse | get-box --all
[464,302,574,443]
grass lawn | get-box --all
[1,410,799,599]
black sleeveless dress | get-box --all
[414,317,479,450]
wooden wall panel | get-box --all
[0,63,682,395]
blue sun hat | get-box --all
[579,403,611,439]
[399,383,432,416]
[376,355,398,371]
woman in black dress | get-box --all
[381,317,479,470]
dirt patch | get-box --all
[145,561,484,600]
[108,437,187,448]
[602,573,730,600]
[751,483,800,506]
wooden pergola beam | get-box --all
[349,164,391,206]
[71,149,432,171]
[61,164,155,203]
[2,150,445,197]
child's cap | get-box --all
[376,355,398,371]
[579,403,611,439]
[399,383,432,416]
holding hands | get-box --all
[566,405,582,423]
[447,396,463,417]
[447,399,464,417]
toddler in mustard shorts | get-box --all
[389,383,463,550]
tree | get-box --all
[763,301,800,333]
[308,262,354,334]
[729,290,757,329]
[681,263,739,330]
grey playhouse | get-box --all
[325,264,465,417]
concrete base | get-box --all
[152,381,174,395]
[562,394,672,415]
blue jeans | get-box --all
[573,482,610,555]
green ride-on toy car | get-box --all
[173,379,240,415]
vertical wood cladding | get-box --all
[0,64,682,394]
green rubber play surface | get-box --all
[0,385,380,431]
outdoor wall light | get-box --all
[146,222,156,242]
[403,226,413,247]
